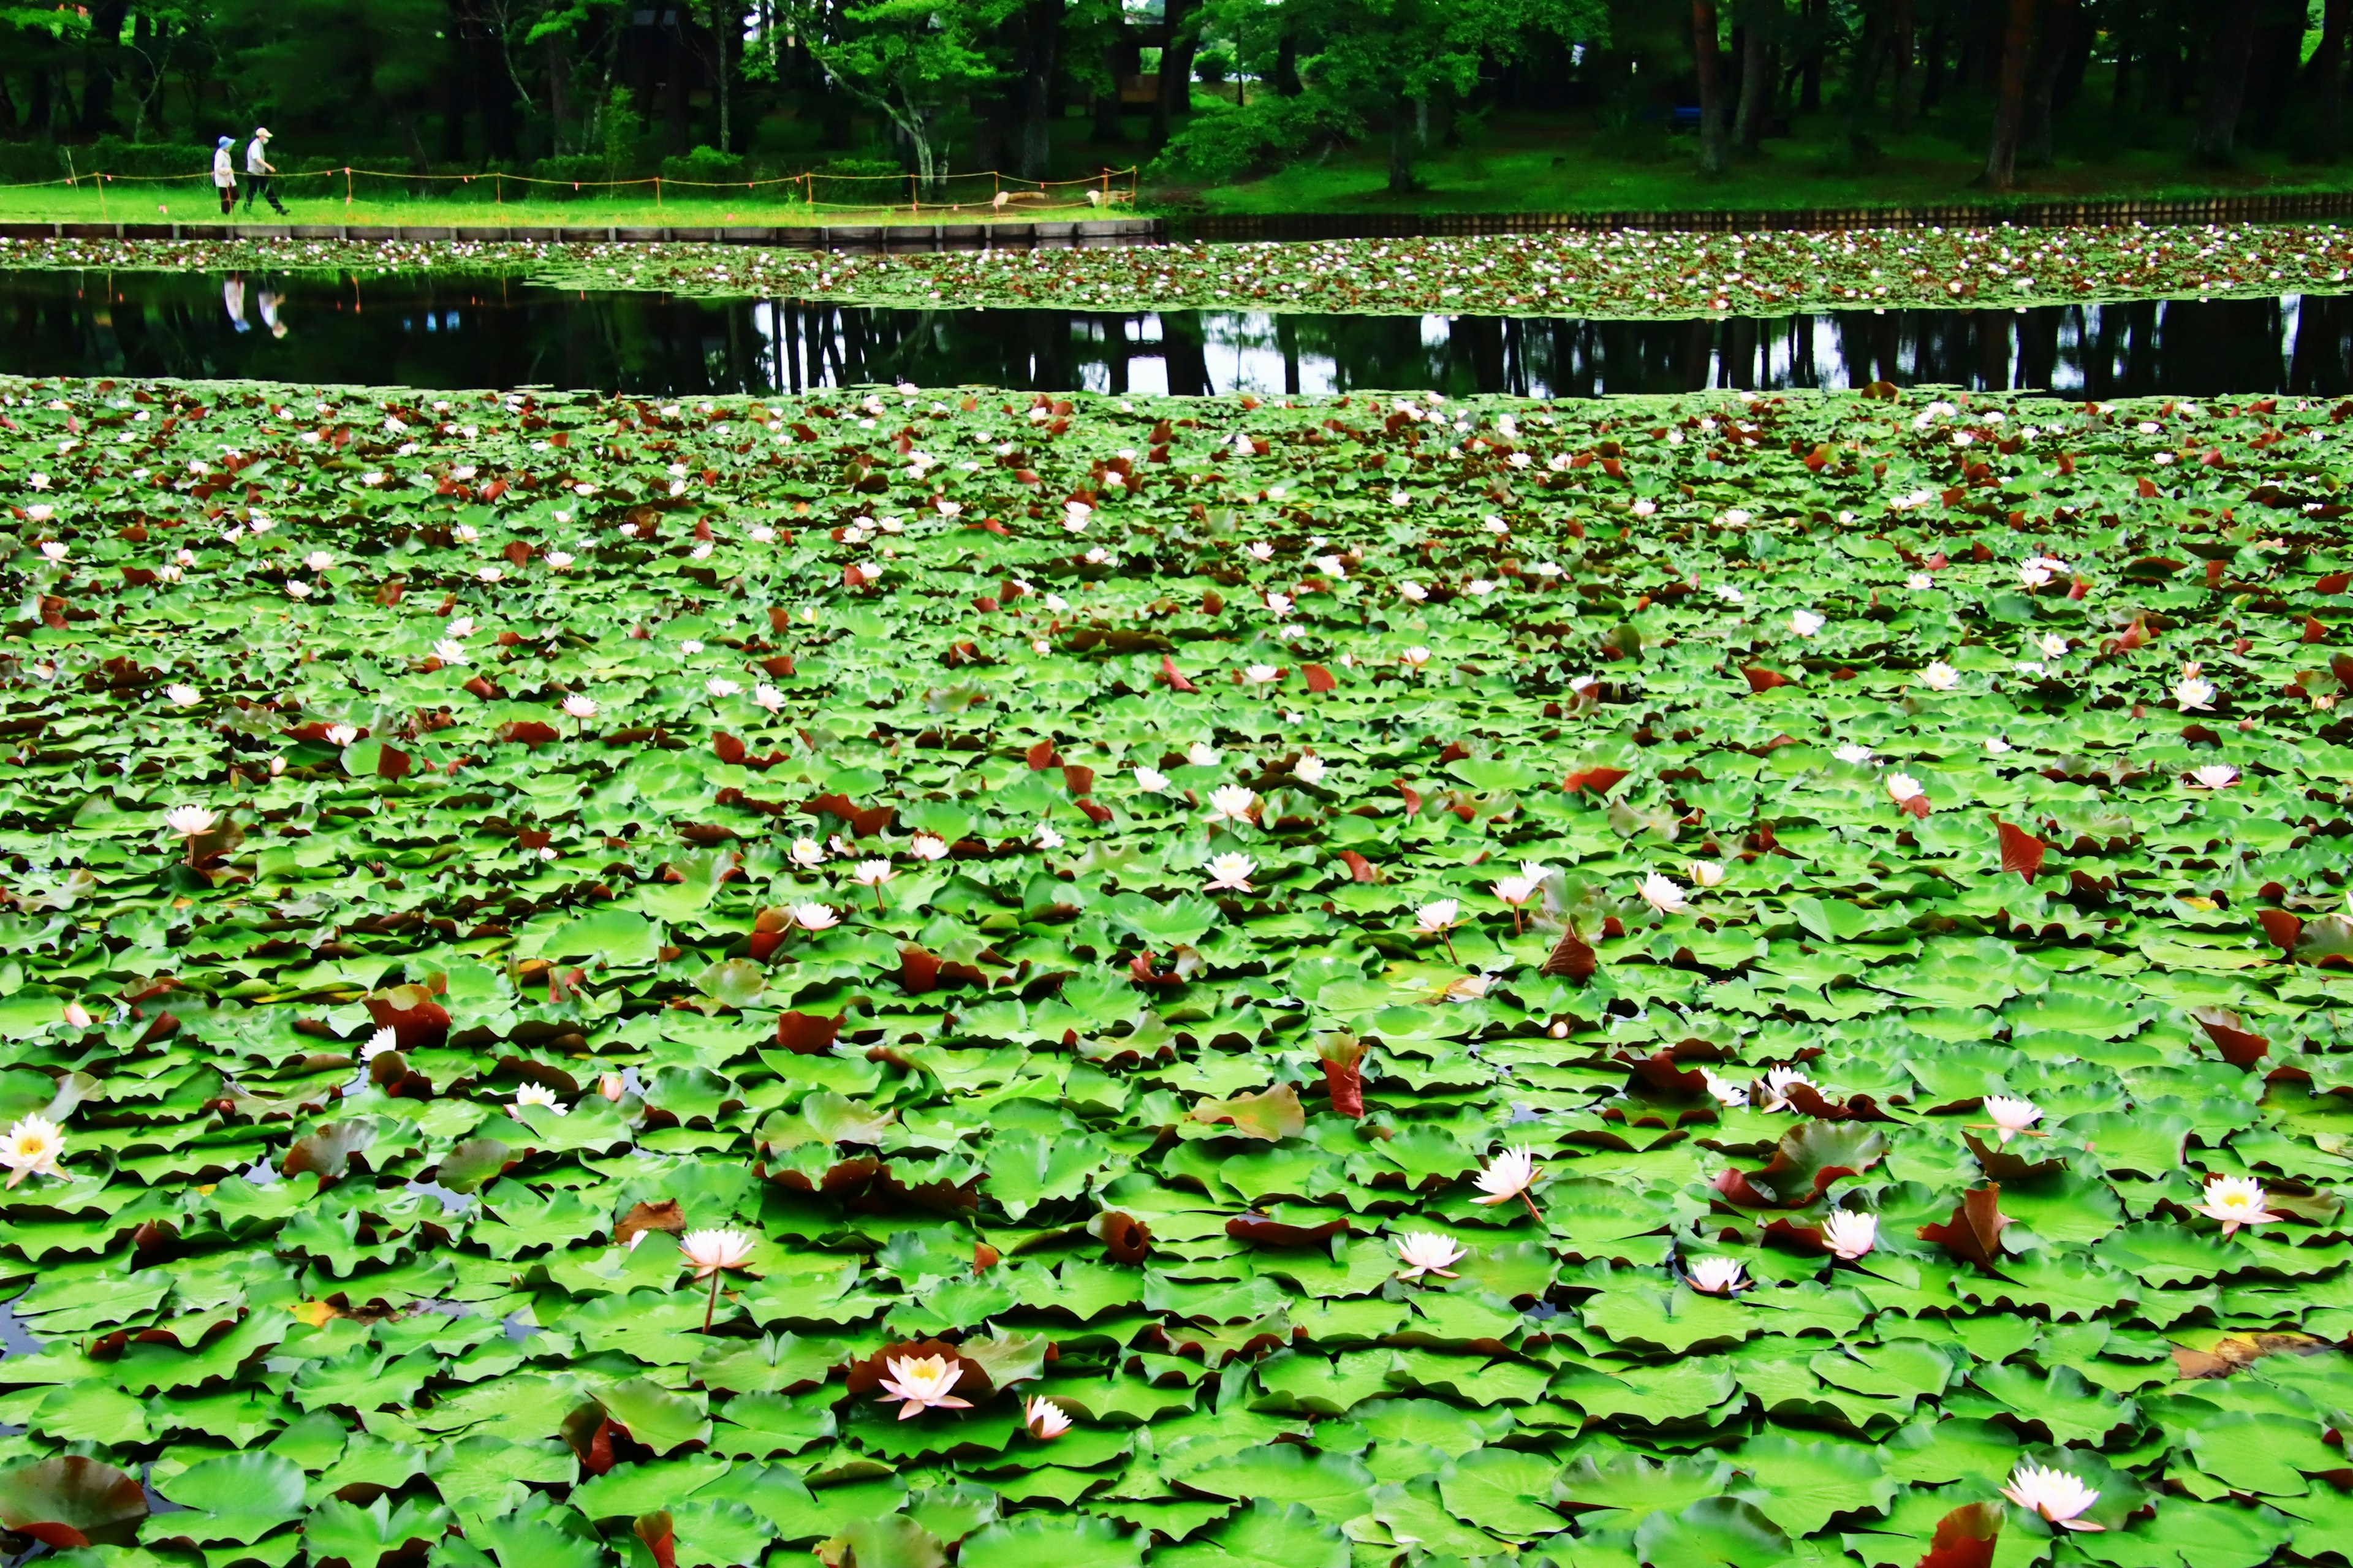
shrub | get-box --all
[1151,93,1356,183]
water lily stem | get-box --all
[1441,930,1459,964]
[703,1268,722,1331]
[1520,1191,1542,1224]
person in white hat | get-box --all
[244,127,288,216]
[212,136,237,216]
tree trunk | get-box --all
[1017,0,1062,180]
[1389,94,1414,192]
[1800,0,1824,110]
[2020,0,2077,166]
[1693,1,1727,174]
[1733,0,1776,150]
[1275,26,1300,96]
[1921,14,1946,110]
[1888,0,1917,129]
[2191,0,2257,163]
[1096,40,1127,143]
[711,0,733,152]
[1151,0,1200,149]
[548,41,575,154]
[1840,0,1893,157]
[1980,0,2037,190]
[2313,0,2350,161]
[79,0,128,133]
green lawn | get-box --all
[1158,106,2353,216]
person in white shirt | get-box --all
[243,127,288,216]
[212,137,236,216]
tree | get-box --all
[1979,0,2037,189]
[1732,0,1778,152]
[2191,0,2259,163]
[2018,0,2078,167]
[1014,0,1064,179]
[2309,0,2349,161]
[783,0,1023,191]
[1691,0,1726,175]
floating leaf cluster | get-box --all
[6,219,2353,317]
[0,371,2349,1568]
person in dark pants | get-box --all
[213,137,237,215]
[243,128,289,216]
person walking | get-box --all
[211,136,237,216]
[243,127,288,216]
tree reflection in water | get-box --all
[2,270,2348,399]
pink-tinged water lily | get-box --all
[1821,1211,1879,1260]
[2194,1175,2284,1237]
[852,859,894,912]
[2188,764,2238,789]
[1205,853,1256,893]
[562,694,598,721]
[789,901,840,933]
[878,1354,971,1420]
[1023,1397,1072,1439]
[1686,1257,1749,1295]
[1982,1094,2042,1143]
[1472,1146,1540,1218]
[2175,666,2216,710]
[909,833,950,863]
[1399,645,1433,670]
[598,1073,626,1100]
[681,1226,756,1328]
[0,1114,64,1187]
[165,805,218,838]
[1395,1232,1466,1280]
[753,683,786,713]
[2000,1464,2102,1531]
[325,724,359,747]
[1639,871,1689,914]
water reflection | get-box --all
[3,269,2349,398]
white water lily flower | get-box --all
[1034,825,1064,850]
[360,1026,399,1061]
[1415,898,1460,933]
[1398,581,1428,602]
[1985,736,2014,754]
[753,683,786,713]
[1760,1066,1812,1113]
[1639,871,1689,914]
[1207,784,1259,825]
[1686,1257,1749,1295]
[1241,663,1281,686]
[165,805,218,837]
[2000,1464,2103,1531]
[1024,1396,1072,1440]
[1919,662,1960,691]
[1790,609,1825,637]
[1907,572,1934,590]
[1186,742,1219,767]
[1292,754,1327,785]
[1399,646,1433,670]
[878,1354,971,1420]
[908,833,949,863]
[1821,1211,1879,1260]
[680,1227,756,1279]
[0,1115,64,1187]
[1688,860,1727,888]
[434,639,468,664]
[512,1082,566,1117]
[2174,672,2217,711]
[1885,773,1925,805]
[1472,1146,1538,1205]
[1205,853,1256,893]
[2195,1175,2284,1237]
[1985,1094,2042,1143]
[790,838,825,868]
[1395,1232,1466,1280]
[789,901,839,933]
[705,677,742,699]
[325,724,359,747]
[852,860,894,888]
[1133,765,1170,793]
[562,694,598,720]
[164,683,201,706]
[2188,764,2238,789]
[1833,743,1873,764]
[2034,632,2069,658]
[1492,874,1537,907]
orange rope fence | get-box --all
[2,164,1143,216]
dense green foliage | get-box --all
[0,2,2346,208]
[6,219,2353,318]
[0,365,2349,1568]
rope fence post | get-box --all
[345,167,353,208]
[656,176,662,208]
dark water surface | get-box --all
[6,268,2352,398]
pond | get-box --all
[4,268,2351,398]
